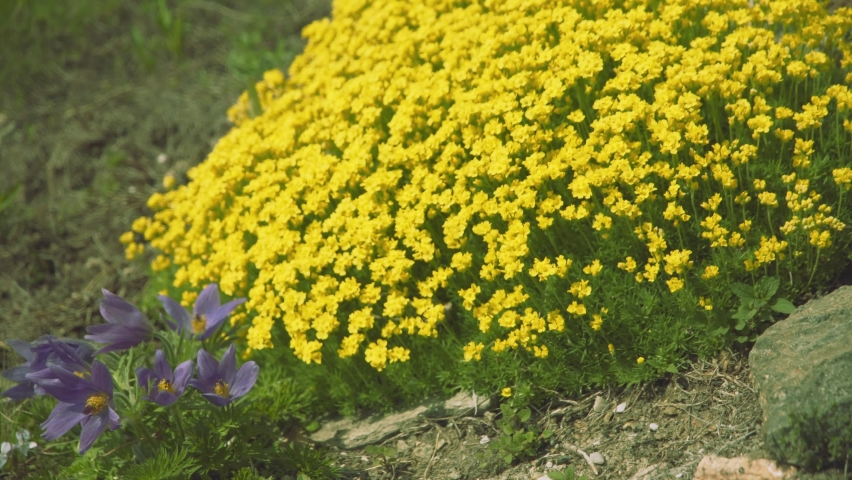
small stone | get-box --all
[592,395,607,412]
[546,461,553,468]
[536,475,552,480]
[616,402,627,413]
[589,452,605,465]
[448,469,461,480]
[157,153,167,164]
[480,435,491,444]
[649,423,659,431]
[662,406,678,416]
[603,411,613,423]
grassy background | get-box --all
[0,0,328,475]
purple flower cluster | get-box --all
[1,284,256,455]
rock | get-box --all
[749,286,852,468]
[615,402,627,413]
[310,406,429,449]
[309,390,489,449]
[649,423,659,431]
[693,455,797,479]
[592,395,607,412]
[589,452,605,465]
[438,390,492,417]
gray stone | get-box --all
[749,285,852,468]
[309,391,490,449]
[437,390,492,417]
[589,452,605,465]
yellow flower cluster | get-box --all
[126,0,852,370]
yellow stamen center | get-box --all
[191,313,207,334]
[73,371,85,378]
[214,380,230,398]
[157,379,176,394]
[85,393,109,415]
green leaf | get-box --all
[542,428,554,439]
[771,298,796,314]
[730,282,755,301]
[736,335,749,343]
[518,408,532,423]
[304,421,320,433]
[759,276,780,299]
[503,454,513,464]
[500,403,514,418]
[665,363,678,374]
[734,318,746,331]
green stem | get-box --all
[170,406,187,444]
[807,247,821,289]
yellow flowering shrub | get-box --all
[126,0,852,393]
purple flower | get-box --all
[85,289,153,354]
[189,345,258,406]
[2,337,94,400]
[135,350,193,406]
[159,284,245,341]
[32,360,120,455]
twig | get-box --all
[421,431,441,479]
[564,442,599,476]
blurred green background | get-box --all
[0,0,329,345]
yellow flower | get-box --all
[569,280,592,299]
[608,344,615,355]
[501,387,513,398]
[567,301,586,316]
[590,314,603,331]
[463,342,485,362]
[583,259,602,277]
[163,173,176,189]
[702,265,720,279]
[637,357,645,365]
[666,277,684,293]
[617,256,637,272]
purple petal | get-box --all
[136,367,156,396]
[2,365,33,383]
[153,390,178,406]
[79,413,107,454]
[41,402,86,441]
[108,407,121,430]
[219,345,237,385]
[196,349,219,383]
[90,361,113,396]
[47,339,90,372]
[188,375,215,394]
[100,290,147,327]
[38,379,93,404]
[200,392,232,407]
[202,298,246,332]
[158,295,192,333]
[172,360,193,393]
[194,284,221,316]
[153,350,173,383]
[229,361,259,399]
[2,382,37,400]
[6,339,35,362]
[45,364,89,388]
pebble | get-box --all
[616,402,627,413]
[649,423,659,431]
[593,395,607,412]
[590,452,605,465]
[480,435,491,444]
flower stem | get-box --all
[170,406,187,444]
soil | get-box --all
[1,3,850,480]
[323,346,849,480]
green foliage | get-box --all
[488,402,554,464]
[728,276,796,343]
[123,447,200,480]
[546,465,591,480]
[278,442,343,480]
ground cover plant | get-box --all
[125,0,852,417]
[4,0,852,477]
